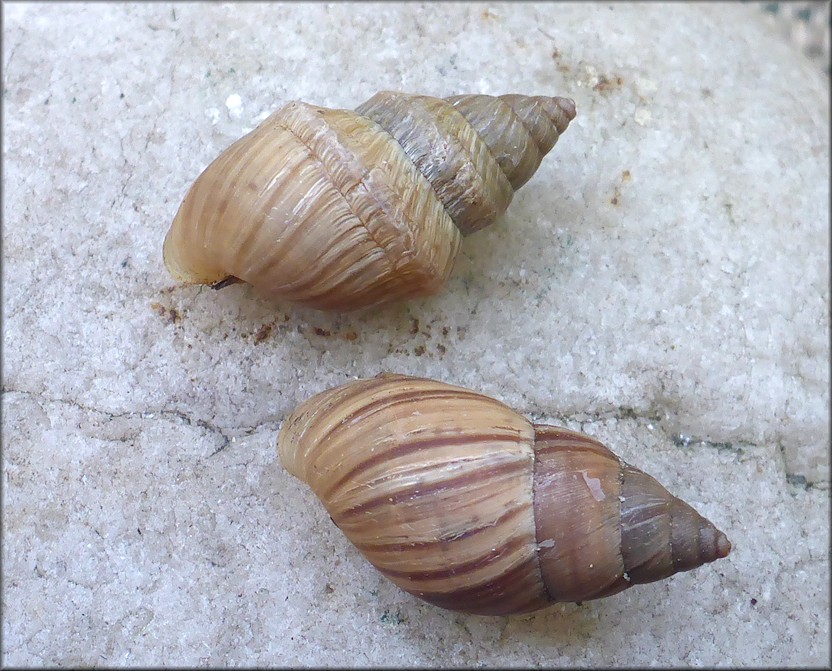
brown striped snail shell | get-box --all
[278,373,731,616]
[163,91,576,311]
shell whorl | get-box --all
[355,92,576,235]
[163,91,575,310]
[531,426,731,604]
[278,374,731,615]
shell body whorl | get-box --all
[163,91,576,311]
[277,374,731,616]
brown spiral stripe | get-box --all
[278,374,552,615]
[278,374,731,614]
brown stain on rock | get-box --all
[550,47,571,74]
[611,169,632,206]
[150,301,181,325]
[253,323,273,344]
[593,74,624,94]
[289,320,360,342]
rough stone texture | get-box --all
[2,2,829,667]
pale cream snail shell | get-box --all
[278,373,732,616]
[163,91,576,311]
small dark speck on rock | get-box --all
[414,345,426,356]
[751,598,758,605]
[253,324,272,344]
[380,609,408,625]
[795,7,812,22]
[786,473,808,488]
[314,327,331,337]
[149,301,181,325]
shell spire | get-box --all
[356,92,576,235]
[531,426,731,604]
[447,94,576,190]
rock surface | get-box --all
[3,2,829,667]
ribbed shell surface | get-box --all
[163,91,576,311]
[277,374,552,615]
[355,92,514,235]
[163,102,460,311]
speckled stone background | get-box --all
[3,2,829,667]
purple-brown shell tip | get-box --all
[716,530,732,558]
[554,96,577,122]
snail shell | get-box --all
[278,374,731,616]
[163,91,576,311]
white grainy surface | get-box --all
[2,2,829,667]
